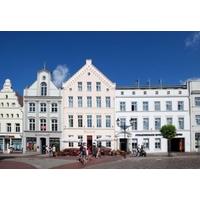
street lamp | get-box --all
[116,118,134,152]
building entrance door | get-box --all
[5,138,10,151]
[120,138,127,152]
[171,138,185,152]
[87,135,92,152]
[40,138,46,154]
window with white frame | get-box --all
[87,82,92,91]
[155,118,161,130]
[68,115,73,128]
[41,82,47,96]
[120,118,126,128]
[15,123,20,132]
[51,103,58,112]
[178,117,184,129]
[106,115,111,128]
[7,123,11,132]
[96,97,101,108]
[132,139,138,149]
[78,115,83,127]
[196,115,200,125]
[166,117,173,125]
[106,141,111,147]
[143,101,149,111]
[120,102,126,111]
[155,138,161,149]
[96,115,102,128]
[78,96,83,108]
[29,103,35,112]
[78,135,83,146]
[154,101,160,111]
[40,103,47,112]
[106,97,111,108]
[195,97,200,107]
[29,119,35,131]
[87,115,92,128]
[96,82,101,91]
[166,101,172,111]
[131,102,137,111]
[78,82,82,91]
[178,101,184,111]
[69,142,74,147]
[51,119,58,131]
[87,96,92,108]
[68,96,73,108]
[131,118,137,130]
[40,119,47,131]
[143,118,149,130]
[143,138,149,149]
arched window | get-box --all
[41,82,47,96]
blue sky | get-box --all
[1,31,200,95]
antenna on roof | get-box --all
[136,79,140,88]
[159,79,163,89]
[147,79,151,89]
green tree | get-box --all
[160,125,176,156]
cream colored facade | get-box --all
[0,79,23,153]
[62,60,116,150]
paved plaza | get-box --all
[1,153,200,169]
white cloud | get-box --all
[52,65,70,88]
[185,32,200,48]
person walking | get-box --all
[52,145,56,157]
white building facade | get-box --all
[0,79,23,153]
[62,60,116,150]
[188,80,200,152]
[23,69,62,153]
[116,85,191,153]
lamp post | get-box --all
[116,118,134,152]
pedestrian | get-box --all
[52,145,56,157]
[96,146,101,159]
[49,146,52,157]
[45,145,49,155]
[92,144,97,157]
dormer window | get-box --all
[42,76,46,80]
[41,82,47,96]
[5,95,8,99]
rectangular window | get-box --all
[29,119,35,131]
[155,138,161,149]
[167,117,173,125]
[69,115,73,128]
[195,97,200,107]
[87,96,92,108]
[29,103,35,112]
[96,115,102,128]
[15,123,20,132]
[51,103,58,112]
[178,117,184,129]
[120,118,126,128]
[87,115,92,128]
[78,115,83,128]
[106,97,111,108]
[68,96,73,108]
[166,101,172,111]
[143,138,149,149]
[196,115,200,125]
[131,102,137,111]
[87,82,92,91]
[40,103,46,112]
[69,142,74,147]
[120,102,126,111]
[132,139,138,149]
[96,97,101,108]
[132,118,137,130]
[106,115,111,128]
[96,82,101,91]
[40,119,47,131]
[51,119,58,131]
[154,101,160,111]
[106,141,111,147]
[7,123,11,132]
[155,118,161,130]
[78,135,83,146]
[143,102,149,111]
[78,96,83,108]
[143,118,149,130]
[78,82,82,91]
[178,101,184,111]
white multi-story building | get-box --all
[0,79,23,153]
[62,60,116,150]
[116,85,191,153]
[188,80,200,152]
[23,68,62,153]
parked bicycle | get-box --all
[132,145,147,157]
